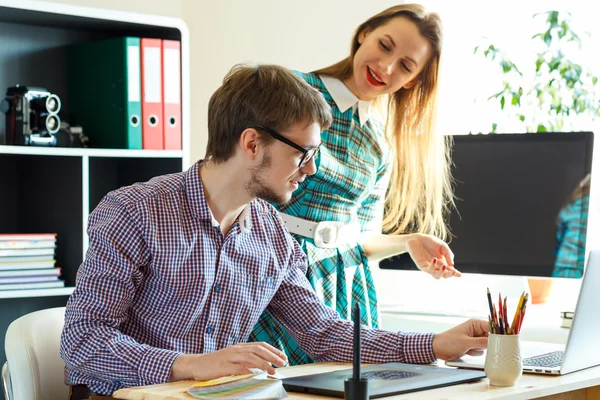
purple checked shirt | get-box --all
[60,162,436,395]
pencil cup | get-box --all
[484,333,523,386]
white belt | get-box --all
[279,213,361,248]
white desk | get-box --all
[113,362,600,400]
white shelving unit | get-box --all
[0,145,184,158]
[0,1,190,390]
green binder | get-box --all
[67,37,142,149]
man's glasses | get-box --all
[253,125,319,168]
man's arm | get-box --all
[59,194,182,388]
[265,241,436,365]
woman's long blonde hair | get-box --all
[314,4,453,240]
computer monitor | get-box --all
[380,131,594,278]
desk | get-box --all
[113,362,600,400]
[281,362,600,399]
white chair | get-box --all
[2,307,68,400]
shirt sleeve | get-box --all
[266,239,436,365]
[59,194,182,389]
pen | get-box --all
[487,288,494,325]
[498,293,504,334]
[503,296,509,333]
[492,303,499,333]
[353,303,361,381]
[511,291,525,333]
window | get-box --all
[420,0,599,135]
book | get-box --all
[0,233,57,250]
[0,280,65,291]
[0,248,55,257]
[560,311,574,329]
[0,275,60,284]
[561,317,573,329]
[0,240,56,250]
[186,371,286,400]
[0,268,61,277]
[0,256,55,264]
[0,233,56,241]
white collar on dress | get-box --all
[320,75,373,127]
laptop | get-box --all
[446,250,600,375]
[282,362,485,398]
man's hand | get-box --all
[169,342,288,382]
[432,319,489,360]
[406,233,462,279]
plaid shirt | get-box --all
[60,162,435,395]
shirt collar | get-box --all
[320,75,373,126]
[186,161,252,233]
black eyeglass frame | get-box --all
[253,125,319,168]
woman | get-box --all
[251,4,460,365]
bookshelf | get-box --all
[0,0,190,393]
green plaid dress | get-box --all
[249,72,391,365]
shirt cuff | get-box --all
[138,346,183,386]
[400,332,436,364]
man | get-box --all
[60,64,488,398]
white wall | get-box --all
[38,0,185,19]
[183,0,403,161]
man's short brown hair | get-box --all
[206,64,332,163]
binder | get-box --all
[67,37,143,149]
[162,40,182,150]
[141,38,164,149]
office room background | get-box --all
[23,0,600,335]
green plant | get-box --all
[474,11,600,133]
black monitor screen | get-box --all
[380,132,593,278]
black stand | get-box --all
[344,378,369,400]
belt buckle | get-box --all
[314,221,346,248]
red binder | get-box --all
[140,38,163,149]
[162,40,182,150]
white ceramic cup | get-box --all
[484,333,523,386]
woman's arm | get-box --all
[360,233,461,279]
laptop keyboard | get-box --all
[523,351,564,368]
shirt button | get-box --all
[214,284,221,293]
[207,325,213,334]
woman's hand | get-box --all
[406,234,461,279]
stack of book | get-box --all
[0,233,65,291]
[561,311,574,329]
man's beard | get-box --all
[246,151,289,205]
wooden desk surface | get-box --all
[113,362,600,400]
